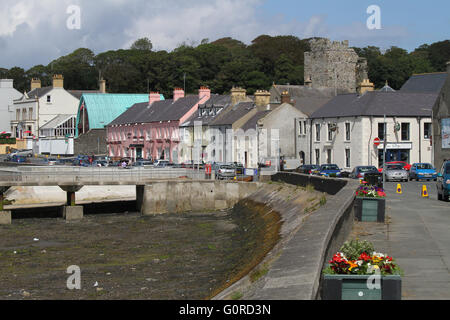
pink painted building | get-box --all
[106,87,211,162]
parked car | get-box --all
[384,164,408,182]
[436,160,450,201]
[349,166,379,179]
[296,164,320,174]
[232,162,244,175]
[215,165,236,180]
[409,163,437,181]
[11,149,33,157]
[9,155,27,163]
[379,161,411,172]
[317,164,341,177]
[153,160,171,167]
[133,160,154,167]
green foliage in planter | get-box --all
[340,239,374,260]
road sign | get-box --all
[374,137,381,146]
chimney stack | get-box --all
[358,78,375,95]
[199,86,211,103]
[254,90,271,108]
[447,61,450,74]
[0,79,14,89]
[149,92,161,106]
[52,74,64,88]
[173,87,185,102]
[230,87,246,105]
[99,78,106,93]
[281,90,291,104]
[30,78,41,91]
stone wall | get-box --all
[74,129,107,155]
[304,38,368,93]
[139,180,262,215]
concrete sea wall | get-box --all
[215,173,359,300]
[139,180,262,215]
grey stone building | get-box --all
[304,38,368,93]
[432,63,450,170]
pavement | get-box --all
[352,180,450,300]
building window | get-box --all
[47,95,51,103]
[401,123,410,141]
[378,123,385,140]
[315,149,320,165]
[345,123,351,141]
[424,122,431,139]
[303,121,307,134]
[298,120,302,136]
[315,123,321,141]
[29,108,33,120]
[16,109,20,121]
[327,124,333,141]
[326,149,332,164]
[22,109,27,121]
[345,148,350,168]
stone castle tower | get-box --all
[304,39,368,93]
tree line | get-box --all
[1,35,449,96]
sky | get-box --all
[0,0,449,69]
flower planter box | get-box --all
[322,274,401,300]
[354,197,385,222]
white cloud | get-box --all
[0,0,412,69]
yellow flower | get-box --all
[348,261,358,271]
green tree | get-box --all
[7,67,27,92]
[130,37,153,51]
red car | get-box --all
[378,161,411,172]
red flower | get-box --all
[358,252,371,262]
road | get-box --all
[353,180,450,300]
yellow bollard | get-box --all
[422,185,429,198]
[396,184,402,194]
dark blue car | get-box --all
[437,160,450,201]
[318,164,341,177]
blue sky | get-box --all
[0,0,448,69]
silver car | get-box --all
[385,164,408,182]
[216,165,236,180]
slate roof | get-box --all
[240,109,272,131]
[181,94,232,127]
[210,101,256,126]
[23,86,53,99]
[292,96,332,117]
[400,73,447,93]
[108,95,201,126]
[76,93,158,136]
[310,91,437,119]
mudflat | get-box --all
[0,205,279,300]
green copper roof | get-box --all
[75,93,164,137]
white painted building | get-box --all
[0,79,21,133]
[11,75,80,139]
[305,90,437,170]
